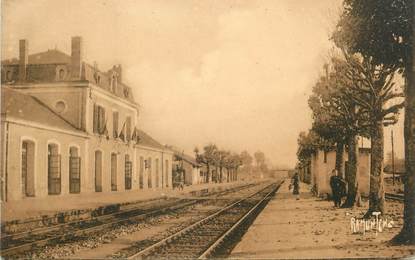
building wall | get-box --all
[1,81,173,200]
[87,84,138,136]
[311,149,370,197]
[193,167,201,184]
[357,151,370,195]
[135,146,173,190]
[182,162,194,185]
[3,121,87,201]
[84,83,139,192]
[17,84,87,130]
[2,120,174,202]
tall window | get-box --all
[139,156,144,189]
[48,143,61,195]
[155,159,159,188]
[69,147,81,193]
[93,104,106,134]
[111,153,118,191]
[165,160,169,187]
[113,111,119,138]
[323,151,328,163]
[126,116,131,141]
[147,158,152,188]
[58,69,65,81]
[95,151,102,192]
[125,155,132,190]
[21,140,35,197]
[161,159,164,188]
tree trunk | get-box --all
[219,166,223,183]
[342,135,358,208]
[335,141,344,177]
[365,122,385,217]
[393,19,415,243]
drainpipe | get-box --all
[161,151,164,188]
[3,122,9,202]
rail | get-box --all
[127,182,280,259]
[0,182,257,257]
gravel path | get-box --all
[230,181,415,259]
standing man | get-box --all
[292,172,300,195]
[330,169,347,207]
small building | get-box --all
[310,147,371,197]
[172,151,202,185]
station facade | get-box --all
[1,37,173,202]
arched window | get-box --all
[155,158,159,188]
[139,156,144,189]
[6,70,13,81]
[147,158,152,188]
[59,69,65,80]
[95,150,103,192]
[165,160,169,187]
[125,154,132,190]
[22,140,35,197]
[111,153,117,191]
[69,147,81,193]
[48,143,61,195]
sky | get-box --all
[1,0,405,168]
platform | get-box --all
[230,180,415,259]
[1,181,249,223]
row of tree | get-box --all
[297,0,414,244]
[193,144,269,182]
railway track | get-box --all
[127,182,281,259]
[385,192,404,202]
[0,182,258,258]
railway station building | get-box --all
[1,37,173,202]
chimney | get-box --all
[71,36,83,79]
[19,39,28,81]
[113,64,122,82]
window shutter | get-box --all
[113,112,119,138]
[126,117,131,141]
[101,107,106,134]
[93,104,98,133]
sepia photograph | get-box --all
[0,0,415,259]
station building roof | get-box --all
[135,129,165,150]
[1,87,81,133]
[2,49,71,65]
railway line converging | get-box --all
[124,182,281,259]
[1,181,280,259]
